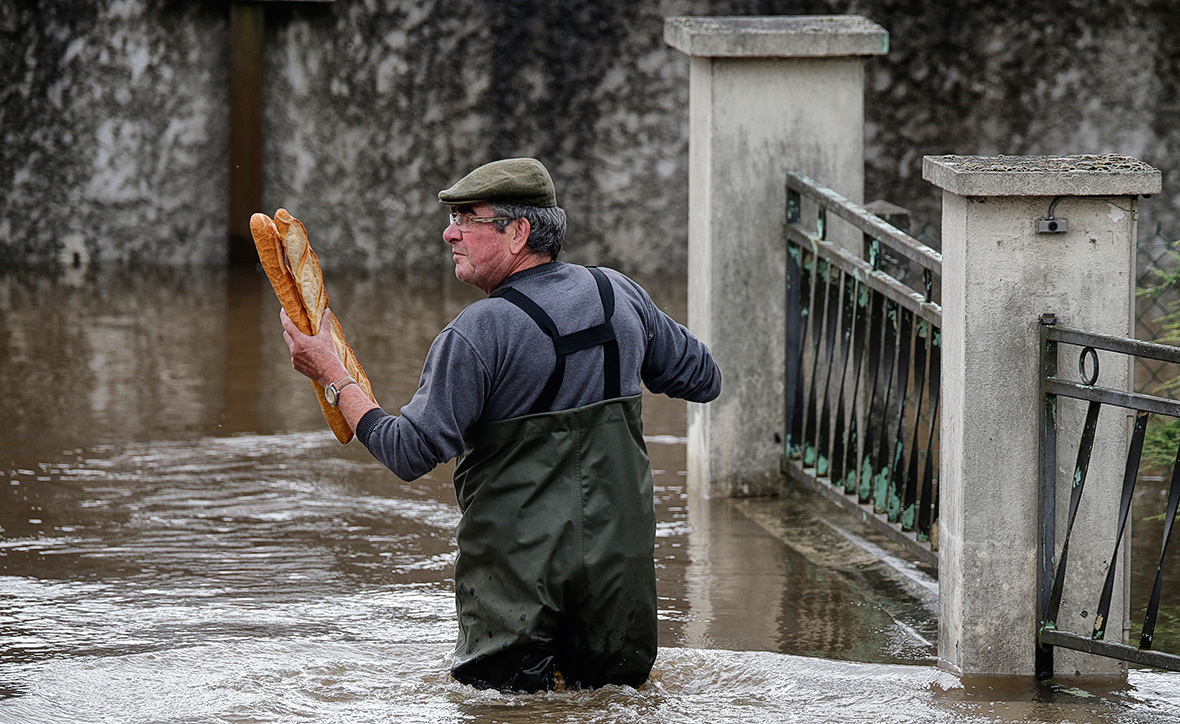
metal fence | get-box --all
[1038,320,1180,674]
[782,173,942,567]
[1136,225,1180,395]
[782,178,1180,584]
[850,200,1180,669]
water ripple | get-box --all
[4,431,1179,723]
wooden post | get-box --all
[228,2,265,266]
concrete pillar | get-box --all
[924,154,1162,676]
[665,16,888,497]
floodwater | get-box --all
[1,264,1178,723]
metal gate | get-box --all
[1039,317,1180,675]
[782,173,942,567]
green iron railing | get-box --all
[783,173,942,567]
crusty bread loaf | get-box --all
[250,213,311,334]
[277,212,329,334]
[273,209,377,404]
[250,209,377,444]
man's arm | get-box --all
[615,276,720,403]
[280,308,379,432]
[283,305,491,480]
[641,312,721,402]
[357,325,489,480]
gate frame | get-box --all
[1038,316,1180,676]
[782,172,942,569]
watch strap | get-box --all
[326,375,358,406]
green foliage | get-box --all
[1138,245,1180,480]
[1144,415,1180,473]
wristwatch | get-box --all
[325,375,358,407]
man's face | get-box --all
[443,202,515,293]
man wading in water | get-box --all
[280,158,721,691]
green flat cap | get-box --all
[438,157,557,208]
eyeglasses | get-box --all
[448,212,511,230]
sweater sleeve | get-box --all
[357,325,492,481]
[613,272,721,403]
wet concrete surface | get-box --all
[1,265,1178,722]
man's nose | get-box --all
[443,223,462,244]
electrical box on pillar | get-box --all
[1036,196,1069,234]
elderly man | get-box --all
[281,158,720,692]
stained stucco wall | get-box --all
[2,1,229,266]
[3,1,1179,269]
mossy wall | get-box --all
[3,1,1177,269]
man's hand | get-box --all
[281,308,348,387]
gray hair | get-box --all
[490,201,567,260]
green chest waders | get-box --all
[450,268,657,692]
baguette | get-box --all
[250,210,377,444]
[250,213,310,333]
[273,209,377,405]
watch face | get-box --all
[325,384,338,406]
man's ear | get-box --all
[508,217,531,255]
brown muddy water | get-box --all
[1,265,1178,723]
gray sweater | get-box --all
[358,262,721,480]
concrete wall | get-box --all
[687,55,872,497]
[2,2,230,266]
[927,154,1160,676]
[4,1,1179,268]
[669,15,885,498]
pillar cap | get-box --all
[664,16,888,58]
[923,154,1161,197]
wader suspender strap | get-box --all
[491,267,621,414]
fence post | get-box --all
[924,154,1161,676]
[665,16,888,497]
